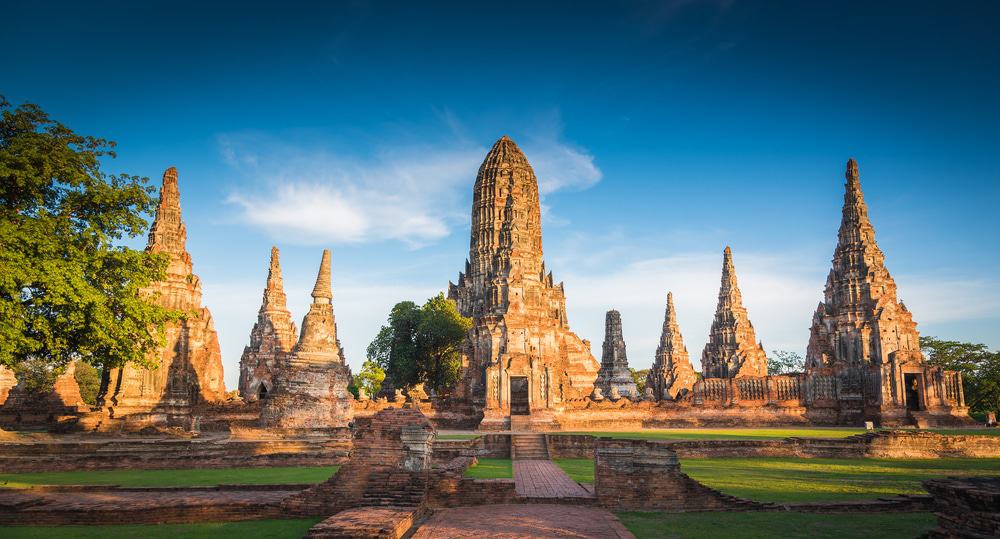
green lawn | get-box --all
[554,457,1000,502]
[463,457,513,479]
[0,465,339,489]
[618,511,937,539]
[558,427,999,441]
[1,518,323,538]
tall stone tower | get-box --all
[701,247,769,378]
[805,159,967,424]
[448,135,599,428]
[595,310,638,398]
[99,167,226,423]
[238,247,298,402]
[647,292,698,400]
[0,366,15,406]
[261,249,352,431]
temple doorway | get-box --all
[903,374,921,411]
[258,384,269,400]
[510,377,529,415]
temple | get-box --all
[260,249,353,431]
[594,310,638,399]
[238,247,298,402]
[448,135,599,429]
[97,167,226,426]
[647,293,698,400]
[803,159,969,426]
[700,247,769,378]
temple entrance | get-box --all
[258,383,269,400]
[510,377,529,415]
[903,373,921,411]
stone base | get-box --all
[305,506,424,538]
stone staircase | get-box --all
[360,470,427,507]
[512,434,549,460]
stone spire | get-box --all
[806,159,922,369]
[261,248,352,430]
[701,247,769,378]
[238,247,299,401]
[98,167,226,420]
[296,249,342,360]
[448,136,599,422]
[648,292,698,399]
[595,310,638,398]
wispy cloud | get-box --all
[220,121,602,247]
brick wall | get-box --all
[923,477,1000,538]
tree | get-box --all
[354,359,386,397]
[0,98,179,373]
[630,368,649,394]
[367,294,472,394]
[73,361,101,405]
[922,336,1000,418]
[768,350,805,375]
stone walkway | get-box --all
[412,504,634,538]
[513,460,593,499]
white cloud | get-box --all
[220,127,603,247]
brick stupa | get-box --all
[647,292,698,400]
[805,159,968,424]
[448,135,599,429]
[260,249,352,431]
[595,310,638,399]
[701,247,768,378]
[0,366,15,406]
[99,167,226,424]
[238,247,298,402]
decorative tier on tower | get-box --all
[0,366,15,406]
[647,293,698,400]
[700,247,769,379]
[261,249,352,431]
[595,310,638,399]
[448,135,599,429]
[98,167,226,425]
[238,247,298,402]
[804,159,968,426]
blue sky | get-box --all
[5,1,999,388]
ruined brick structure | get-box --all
[98,168,226,424]
[448,136,599,429]
[0,366,15,406]
[647,292,698,400]
[594,310,638,399]
[0,361,86,426]
[923,477,1000,539]
[238,247,298,402]
[700,247,769,378]
[260,249,353,431]
[803,159,968,426]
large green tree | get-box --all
[921,336,999,417]
[0,98,178,381]
[367,293,472,394]
[768,350,805,375]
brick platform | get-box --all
[513,460,593,500]
[411,504,634,538]
[306,506,424,538]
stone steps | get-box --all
[512,434,549,460]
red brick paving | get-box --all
[514,460,593,499]
[412,504,635,538]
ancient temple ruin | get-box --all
[0,366,15,406]
[700,247,769,378]
[97,167,226,425]
[238,247,298,402]
[0,361,87,426]
[261,249,353,431]
[804,159,968,426]
[647,293,698,400]
[594,310,638,399]
[448,135,599,429]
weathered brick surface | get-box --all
[306,506,423,538]
[701,247,769,379]
[647,292,697,400]
[923,477,1000,538]
[412,504,636,538]
[0,361,87,427]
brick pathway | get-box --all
[412,504,634,538]
[514,460,593,499]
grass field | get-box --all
[554,457,1000,501]
[1,518,324,538]
[463,457,513,479]
[0,466,339,489]
[556,427,1000,441]
[618,511,937,539]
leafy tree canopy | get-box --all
[0,98,179,373]
[367,293,472,394]
[922,336,999,416]
[354,359,386,398]
[630,368,649,394]
[768,350,805,375]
